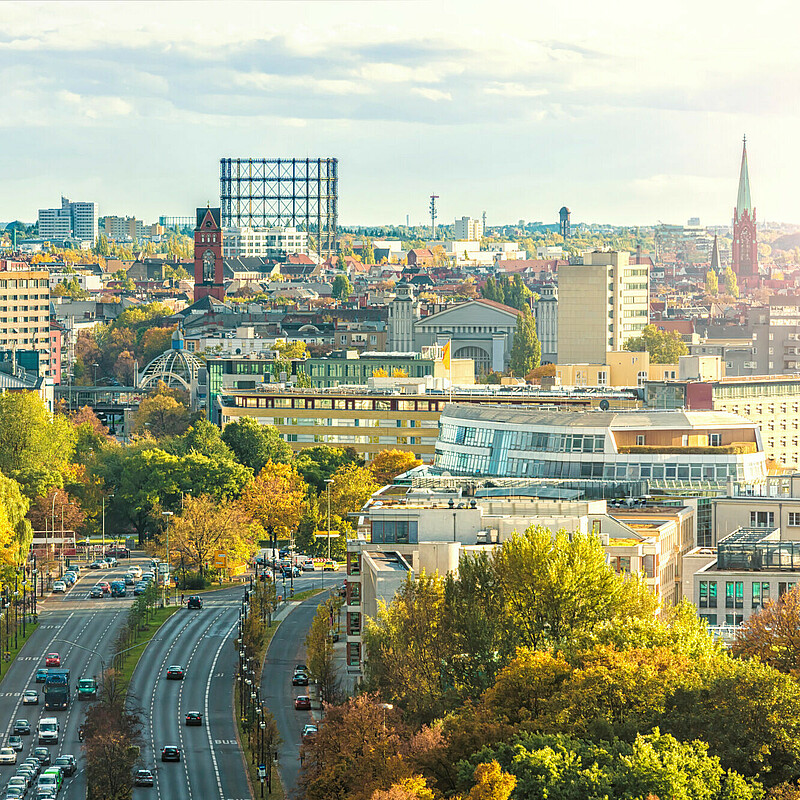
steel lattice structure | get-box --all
[220,157,338,258]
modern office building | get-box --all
[38,197,97,244]
[557,251,649,363]
[646,373,800,470]
[454,216,483,241]
[434,404,766,485]
[0,260,51,356]
[222,226,308,259]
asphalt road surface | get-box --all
[0,557,146,799]
[261,587,331,800]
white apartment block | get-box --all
[222,226,308,259]
[49,272,102,293]
[454,216,483,241]
[38,197,98,244]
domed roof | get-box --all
[138,330,204,395]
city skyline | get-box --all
[3,0,800,227]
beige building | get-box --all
[557,251,649,364]
[556,351,677,388]
[0,260,50,356]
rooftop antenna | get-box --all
[429,194,439,240]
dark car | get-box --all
[35,669,48,683]
[7,736,22,752]
[89,586,104,599]
[105,546,130,558]
[295,663,307,673]
[161,746,180,762]
[134,768,154,786]
[133,584,147,596]
[88,561,104,570]
[12,721,30,736]
[292,671,308,686]
[294,695,311,710]
[32,747,50,765]
[166,665,184,680]
[53,755,77,777]
[185,711,202,726]
[186,596,203,610]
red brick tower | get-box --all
[193,207,225,302]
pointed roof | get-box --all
[736,136,752,214]
[710,234,721,272]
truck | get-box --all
[44,668,70,710]
[76,677,97,700]
[37,717,59,744]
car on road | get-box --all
[22,757,40,773]
[22,690,39,705]
[110,581,126,597]
[302,724,318,741]
[35,669,48,683]
[281,565,301,577]
[12,722,30,736]
[105,546,130,558]
[62,573,76,586]
[35,786,57,800]
[7,737,22,753]
[88,561,104,570]
[32,749,50,766]
[0,747,17,764]
[45,653,60,667]
[294,695,311,710]
[53,755,76,777]
[89,586,104,599]
[76,678,98,699]
[166,665,184,680]
[133,584,147,596]
[186,595,203,609]
[134,768,154,786]
[323,560,338,571]
[123,574,135,586]
[97,581,111,594]
[105,557,118,568]
[17,765,35,782]
[161,746,180,762]
[301,559,316,571]
[51,581,66,594]
[296,662,308,672]
[292,671,308,686]
[185,711,202,726]
[6,777,27,793]
[4,788,24,799]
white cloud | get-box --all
[411,87,452,102]
[484,82,548,98]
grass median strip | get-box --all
[117,606,178,692]
[0,621,38,686]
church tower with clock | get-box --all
[193,206,225,302]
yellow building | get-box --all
[557,251,649,364]
[555,351,677,388]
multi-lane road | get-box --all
[0,558,334,800]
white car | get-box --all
[0,746,17,764]
[22,690,38,705]
[51,581,66,594]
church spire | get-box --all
[710,234,721,273]
[736,135,752,214]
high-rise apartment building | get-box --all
[222,226,308,259]
[0,260,51,356]
[454,216,483,241]
[38,197,98,244]
[557,251,649,364]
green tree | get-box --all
[329,463,379,519]
[169,419,233,461]
[221,417,291,473]
[241,460,306,544]
[332,274,353,301]
[706,269,719,296]
[295,446,362,493]
[623,324,689,364]
[133,393,191,439]
[724,266,740,298]
[509,306,540,377]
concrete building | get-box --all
[557,251,649,363]
[645,373,800,470]
[555,351,677,389]
[434,405,766,486]
[222,226,308,259]
[454,216,483,241]
[533,285,558,363]
[38,197,97,244]
[387,284,417,351]
[48,272,102,293]
[0,260,50,357]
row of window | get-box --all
[285,433,435,445]
[439,424,607,454]
[272,417,438,429]
[699,579,797,608]
[232,396,447,412]
[0,280,48,288]
[746,511,800,528]
[371,519,418,544]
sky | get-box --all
[2,0,800,228]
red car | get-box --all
[98,581,111,594]
[294,696,311,710]
[45,653,60,667]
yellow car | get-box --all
[323,561,338,572]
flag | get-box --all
[442,341,451,371]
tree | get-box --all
[365,571,453,723]
[140,326,176,364]
[295,446,363,493]
[329,463,379,519]
[241,460,306,543]
[370,450,422,485]
[371,776,437,800]
[623,324,689,364]
[706,269,719,296]
[0,392,76,481]
[0,474,31,570]
[732,588,800,676]
[221,417,291,473]
[509,306,540,377]
[306,599,340,703]
[133,393,190,439]
[465,761,516,800]
[724,266,740,298]
[159,494,252,576]
[28,487,86,540]
[170,419,233,461]
[332,274,353,301]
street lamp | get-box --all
[380,702,393,732]
[161,512,173,605]
[92,362,99,386]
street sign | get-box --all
[214,552,227,568]
[158,563,170,574]
[314,531,340,538]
